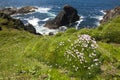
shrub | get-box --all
[64,34,102,79]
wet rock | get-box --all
[44,4,80,29]
[25,23,36,34]
[0,6,37,15]
[17,6,37,14]
[101,6,120,23]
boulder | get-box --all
[24,23,42,35]
[101,6,120,23]
[44,5,80,29]
[0,6,37,15]
[25,23,36,34]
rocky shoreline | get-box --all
[0,5,120,35]
[0,6,37,16]
[101,6,120,24]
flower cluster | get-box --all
[64,34,101,77]
[59,41,65,46]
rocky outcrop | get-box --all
[44,5,80,29]
[0,13,25,29]
[101,6,120,23]
[0,13,38,34]
[0,6,37,15]
[24,23,36,34]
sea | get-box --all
[0,0,120,34]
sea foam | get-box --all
[24,17,58,35]
[35,7,51,13]
[76,15,84,29]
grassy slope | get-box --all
[0,16,120,80]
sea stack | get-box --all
[44,4,80,29]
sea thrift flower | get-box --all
[64,34,101,77]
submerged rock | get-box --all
[44,4,80,29]
[101,6,120,23]
[0,6,37,15]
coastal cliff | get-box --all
[101,6,120,23]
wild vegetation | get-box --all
[0,16,120,80]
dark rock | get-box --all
[35,33,42,35]
[44,4,80,29]
[0,6,37,15]
[25,23,36,34]
[17,6,37,14]
[101,6,120,23]
[49,32,54,36]
[0,27,2,31]
[24,23,43,35]
[0,8,17,15]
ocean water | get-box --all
[0,0,120,34]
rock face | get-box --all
[0,6,37,15]
[101,6,120,23]
[0,13,37,34]
[44,5,80,29]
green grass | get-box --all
[0,16,120,80]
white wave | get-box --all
[76,16,84,29]
[35,6,56,18]
[35,7,51,13]
[41,18,50,21]
[24,17,58,35]
[35,24,59,35]
[91,16,103,26]
[26,17,40,26]
[91,16,103,21]
[47,12,56,17]
[100,10,106,15]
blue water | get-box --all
[0,0,120,34]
